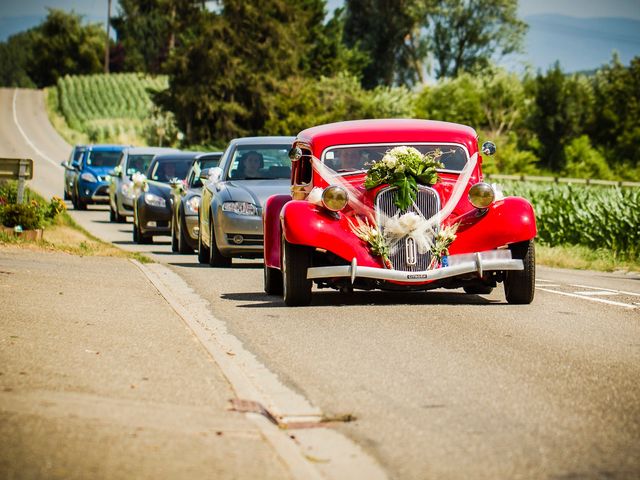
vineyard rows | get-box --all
[56,73,168,142]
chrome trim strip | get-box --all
[306,250,523,283]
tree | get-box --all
[157,0,317,144]
[526,63,594,172]
[0,31,37,88]
[111,0,175,74]
[589,54,640,169]
[343,0,427,88]
[27,9,105,87]
[425,0,527,79]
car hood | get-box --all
[223,179,290,207]
[83,166,113,180]
[146,181,173,198]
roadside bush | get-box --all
[0,202,43,229]
[0,181,67,230]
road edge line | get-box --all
[130,259,387,480]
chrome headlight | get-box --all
[144,192,166,208]
[321,185,349,212]
[222,201,258,216]
[185,196,201,214]
[468,182,495,209]
[121,182,135,199]
[80,172,97,183]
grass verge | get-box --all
[536,243,639,273]
[0,211,152,263]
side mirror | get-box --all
[206,167,223,184]
[482,141,496,156]
[289,146,302,161]
[61,160,69,169]
[199,168,212,181]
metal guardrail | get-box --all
[484,173,640,188]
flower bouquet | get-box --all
[364,146,444,210]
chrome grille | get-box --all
[375,186,440,271]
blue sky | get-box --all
[2,0,639,74]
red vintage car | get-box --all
[263,119,536,306]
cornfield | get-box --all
[56,73,168,143]
[501,181,640,259]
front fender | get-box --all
[263,194,292,268]
[281,201,382,267]
[450,196,537,254]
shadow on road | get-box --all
[222,290,503,308]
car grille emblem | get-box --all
[405,237,417,266]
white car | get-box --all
[108,146,180,222]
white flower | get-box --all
[306,187,324,205]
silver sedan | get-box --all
[198,136,294,267]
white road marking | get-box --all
[572,290,620,296]
[570,283,640,297]
[12,89,63,169]
[536,283,560,287]
[537,287,637,309]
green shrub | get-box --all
[0,181,67,229]
[0,202,43,229]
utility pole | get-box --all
[104,0,112,73]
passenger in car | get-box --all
[233,151,264,179]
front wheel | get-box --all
[209,221,231,267]
[170,216,179,252]
[282,237,312,306]
[504,239,535,304]
[264,263,283,295]
[197,217,209,264]
[177,212,194,254]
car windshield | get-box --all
[126,154,155,175]
[149,160,192,183]
[323,144,468,173]
[188,157,221,188]
[227,145,291,180]
[72,148,85,163]
[85,150,121,168]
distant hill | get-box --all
[516,14,640,72]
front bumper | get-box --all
[306,249,523,284]
[215,212,263,256]
[184,214,199,242]
[78,181,109,203]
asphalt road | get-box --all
[2,87,640,479]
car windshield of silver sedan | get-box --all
[323,144,468,173]
[228,146,291,180]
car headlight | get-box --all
[185,196,201,214]
[321,185,349,212]
[121,182,135,199]
[222,201,258,216]
[144,192,166,208]
[468,182,495,209]
[80,172,97,183]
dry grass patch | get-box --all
[0,215,151,263]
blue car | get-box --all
[72,144,127,210]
